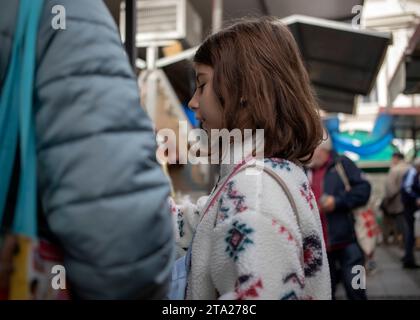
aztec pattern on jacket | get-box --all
[170,158,331,300]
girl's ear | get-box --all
[239,97,247,107]
[218,95,225,106]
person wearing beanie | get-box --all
[307,131,371,300]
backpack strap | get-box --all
[259,165,301,229]
[210,160,303,258]
[201,160,301,229]
[335,160,352,192]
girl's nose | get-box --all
[188,92,199,111]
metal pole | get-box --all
[125,0,137,70]
[145,46,158,123]
[212,0,223,34]
[146,46,158,71]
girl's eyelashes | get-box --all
[197,83,205,92]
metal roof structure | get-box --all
[283,15,391,114]
[104,1,391,114]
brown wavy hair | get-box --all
[193,17,323,164]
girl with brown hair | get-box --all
[169,17,331,300]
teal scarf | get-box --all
[0,0,44,238]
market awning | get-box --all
[104,2,391,115]
[404,24,420,94]
[190,0,364,35]
[157,14,392,114]
[379,106,420,140]
[388,24,420,102]
[323,115,396,170]
[282,15,391,114]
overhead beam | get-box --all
[258,0,269,15]
[125,0,137,70]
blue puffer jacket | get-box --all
[323,153,371,248]
[0,0,174,299]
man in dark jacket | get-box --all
[308,135,371,300]
[0,0,174,299]
[400,158,420,269]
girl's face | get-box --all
[188,63,223,131]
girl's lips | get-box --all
[199,120,208,131]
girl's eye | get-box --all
[197,83,205,92]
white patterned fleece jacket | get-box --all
[170,158,331,300]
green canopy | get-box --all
[337,130,397,172]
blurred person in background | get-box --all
[0,0,174,299]
[307,132,371,300]
[381,152,410,246]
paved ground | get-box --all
[336,244,420,300]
